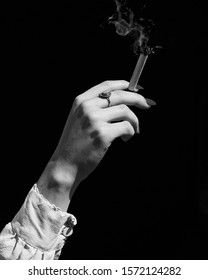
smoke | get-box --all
[108,0,154,54]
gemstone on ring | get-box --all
[99,91,111,107]
[99,91,111,98]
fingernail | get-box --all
[122,135,132,142]
[136,84,144,90]
[137,125,140,134]
[145,98,157,106]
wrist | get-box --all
[37,159,79,212]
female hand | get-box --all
[53,80,154,180]
[38,80,155,210]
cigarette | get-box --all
[128,53,148,92]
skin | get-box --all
[37,80,155,211]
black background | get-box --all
[0,0,207,259]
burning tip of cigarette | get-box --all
[140,44,162,56]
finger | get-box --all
[86,90,153,109]
[77,80,129,101]
[108,90,156,108]
[106,121,135,143]
[95,105,140,133]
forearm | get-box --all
[37,159,80,212]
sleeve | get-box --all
[0,184,77,260]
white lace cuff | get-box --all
[0,184,77,260]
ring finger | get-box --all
[92,90,152,109]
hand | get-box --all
[52,80,154,180]
[38,80,155,210]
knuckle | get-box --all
[118,104,128,112]
[118,80,129,87]
[80,100,91,115]
[114,90,125,101]
[123,121,134,135]
[77,100,92,120]
[88,111,98,123]
[74,95,83,108]
[102,80,112,88]
[97,126,106,140]
[121,79,129,85]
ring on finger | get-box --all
[99,91,112,107]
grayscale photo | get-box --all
[0,0,207,261]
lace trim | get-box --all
[32,184,77,226]
[32,184,62,212]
